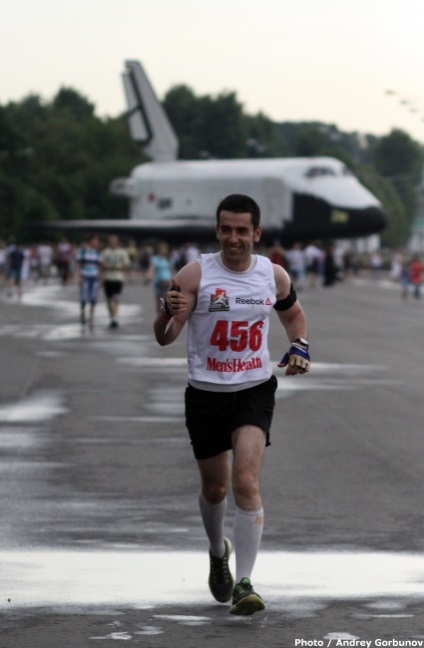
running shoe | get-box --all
[229,577,265,615]
[208,537,234,603]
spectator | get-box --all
[6,240,25,299]
[409,255,423,299]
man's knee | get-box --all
[201,482,227,504]
[233,472,260,506]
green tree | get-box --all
[163,85,200,158]
[53,87,95,121]
[197,92,247,159]
[0,105,36,239]
[360,165,410,247]
[164,86,247,159]
[2,89,141,240]
[372,129,424,236]
[294,124,328,156]
[243,112,286,157]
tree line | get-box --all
[1,84,423,248]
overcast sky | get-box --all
[1,0,423,142]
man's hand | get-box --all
[278,343,311,376]
[164,278,188,317]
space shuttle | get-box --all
[48,60,387,243]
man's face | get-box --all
[216,210,261,266]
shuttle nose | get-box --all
[367,207,387,234]
[352,206,387,237]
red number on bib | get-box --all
[249,321,264,351]
[210,320,263,352]
[229,321,249,351]
[209,320,228,351]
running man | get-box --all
[101,235,130,329]
[153,194,310,615]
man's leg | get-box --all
[197,451,231,555]
[197,451,234,602]
[109,295,120,326]
[105,283,118,324]
[230,425,266,615]
[88,279,99,326]
[105,292,113,319]
[106,296,115,326]
[80,279,88,324]
[232,425,265,580]
[16,277,23,299]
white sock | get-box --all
[234,505,264,582]
[199,491,227,558]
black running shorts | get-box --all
[104,280,123,299]
[185,374,278,460]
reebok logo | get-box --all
[235,296,273,306]
[235,297,264,305]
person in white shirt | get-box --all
[154,194,310,616]
[101,235,130,329]
[286,243,306,290]
[304,243,324,288]
[37,243,54,283]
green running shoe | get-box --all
[229,578,265,616]
[208,537,234,603]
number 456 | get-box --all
[210,320,264,352]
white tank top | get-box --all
[187,253,276,390]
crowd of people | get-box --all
[1,235,424,324]
[269,240,424,299]
[269,239,348,289]
[0,236,203,327]
[0,237,76,297]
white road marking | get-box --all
[0,391,67,423]
[2,550,424,611]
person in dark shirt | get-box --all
[7,242,25,299]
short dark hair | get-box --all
[216,194,261,229]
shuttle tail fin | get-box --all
[122,60,179,162]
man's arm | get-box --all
[153,260,200,346]
[275,301,308,343]
[273,264,310,375]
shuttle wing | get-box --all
[39,218,214,243]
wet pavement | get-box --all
[1,275,424,647]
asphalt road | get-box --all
[1,271,424,647]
